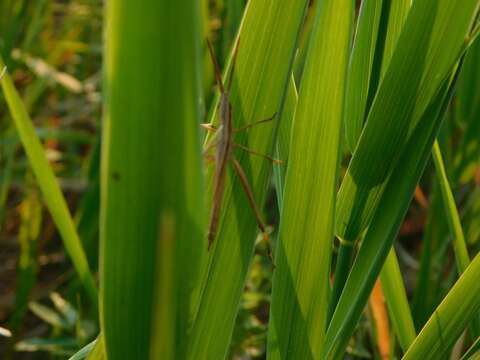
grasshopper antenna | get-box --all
[206,39,224,93]
[227,37,240,93]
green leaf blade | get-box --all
[380,249,417,351]
[0,59,97,305]
[101,1,204,359]
[403,253,480,360]
[344,0,384,152]
[187,1,308,359]
[267,1,353,358]
[335,0,480,242]
[325,61,461,359]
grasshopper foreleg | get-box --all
[233,143,282,164]
[234,113,277,133]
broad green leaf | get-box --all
[335,0,480,242]
[188,1,308,359]
[0,59,97,305]
[402,252,480,359]
[325,60,460,359]
[267,1,353,359]
[150,213,176,360]
[101,1,204,359]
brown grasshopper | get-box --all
[203,38,279,254]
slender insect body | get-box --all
[208,97,233,247]
[216,94,233,164]
[205,39,278,256]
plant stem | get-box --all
[328,240,355,324]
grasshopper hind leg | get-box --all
[231,156,275,266]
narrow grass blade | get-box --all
[188,2,308,359]
[402,253,480,360]
[462,337,480,360]
[455,37,480,246]
[267,1,353,358]
[220,0,246,61]
[464,188,480,246]
[75,136,100,267]
[0,59,97,304]
[274,76,297,209]
[379,0,412,78]
[432,141,471,274]
[328,241,354,324]
[68,339,97,360]
[293,2,320,86]
[335,0,480,242]
[380,249,416,351]
[344,0,384,152]
[101,1,204,359]
[454,37,480,185]
[456,35,480,124]
[325,61,460,359]
[9,180,41,331]
[411,179,450,328]
[0,126,16,228]
[432,140,480,334]
[86,336,104,360]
